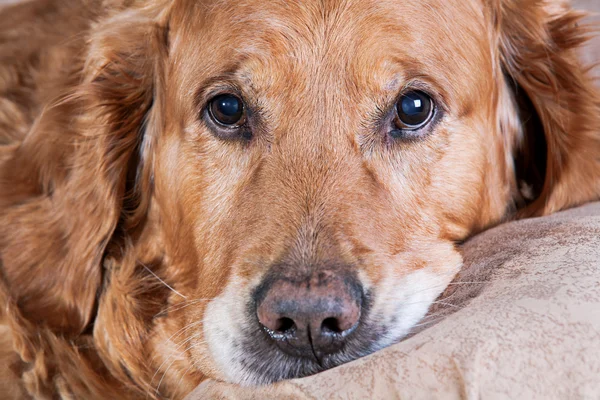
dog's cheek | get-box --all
[366,242,462,347]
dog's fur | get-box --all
[0,0,598,398]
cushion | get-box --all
[187,202,600,399]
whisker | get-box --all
[155,298,211,317]
[431,300,462,309]
[166,321,204,347]
[398,265,464,298]
[171,342,209,399]
[155,337,207,396]
[395,295,460,309]
[174,363,196,399]
[408,315,448,330]
[149,331,204,396]
[419,309,455,322]
[140,262,187,299]
[147,315,205,380]
[403,283,448,298]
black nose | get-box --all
[255,270,362,361]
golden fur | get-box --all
[0,0,598,398]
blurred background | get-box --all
[578,0,599,78]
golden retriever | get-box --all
[0,0,598,398]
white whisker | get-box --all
[431,300,462,309]
[408,316,447,331]
[166,321,204,347]
[140,262,187,299]
[155,336,207,396]
[155,298,211,317]
[174,363,196,398]
[149,331,204,396]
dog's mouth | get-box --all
[232,287,428,385]
[237,304,389,385]
[202,260,459,385]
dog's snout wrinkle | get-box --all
[306,324,323,367]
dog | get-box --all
[0,0,598,398]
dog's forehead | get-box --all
[172,0,490,116]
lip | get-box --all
[236,307,387,384]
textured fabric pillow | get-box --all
[188,202,600,399]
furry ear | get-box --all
[0,8,166,336]
[493,0,600,216]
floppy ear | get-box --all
[0,9,166,336]
[493,0,600,216]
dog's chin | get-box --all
[221,296,440,386]
[205,294,394,386]
[227,297,444,385]
[234,321,394,386]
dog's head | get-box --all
[1,0,598,397]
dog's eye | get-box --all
[208,94,245,126]
[394,91,433,130]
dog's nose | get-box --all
[256,271,362,360]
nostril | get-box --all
[321,317,343,334]
[274,317,295,334]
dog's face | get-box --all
[153,0,511,384]
[1,0,598,397]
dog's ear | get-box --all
[492,0,600,216]
[0,9,167,336]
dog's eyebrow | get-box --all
[377,59,450,114]
[384,76,402,91]
[369,56,429,92]
[193,62,254,101]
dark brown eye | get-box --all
[395,91,433,129]
[208,94,245,126]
